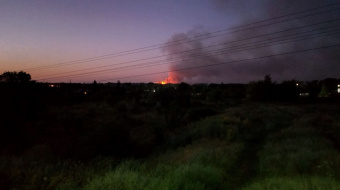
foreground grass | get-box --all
[80,103,340,190]
[79,162,223,190]
[1,103,340,189]
[242,176,340,190]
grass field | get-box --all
[1,102,340,189]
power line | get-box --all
[30,7,340,71]
[36,28,340,81]
[35,20,340,80]
[25,2,340,71]
[97,44,340,82]
[36,29,340,81]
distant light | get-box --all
[153,89,156,93]
[84,92,87,95]
[49,84,54,87]
[338,84,340,93]
[299,93,309,97]
[296,83,299,86]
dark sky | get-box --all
[1,0,339,83]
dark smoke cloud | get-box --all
[162,0,340,83]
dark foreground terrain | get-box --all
[1,80,340,189]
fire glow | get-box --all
[156,73,178,84]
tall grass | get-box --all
[2,103,340,189]
[0,156,117,190]
[257,115,340,178]
[82,162,224,190]
[242,176,340,190]
[164,115,232,149]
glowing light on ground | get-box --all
[156,80,168,84]
[156,73,179,84]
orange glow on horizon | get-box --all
[156,73,179,84]
[156,80,168,85]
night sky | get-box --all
[1,0,340,83]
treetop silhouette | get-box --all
[0,71,31,84]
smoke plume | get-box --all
[162,0,340,83]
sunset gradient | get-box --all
[1,0,339,83]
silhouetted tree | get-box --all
[247,74,274,101]
[0,71,31,84]
[319,78,338,97]
[264,74,272,85]
[319,83,330,97]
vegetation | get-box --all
[1,71,340,189]
[0,71,32,84]
[242,176,340,190]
